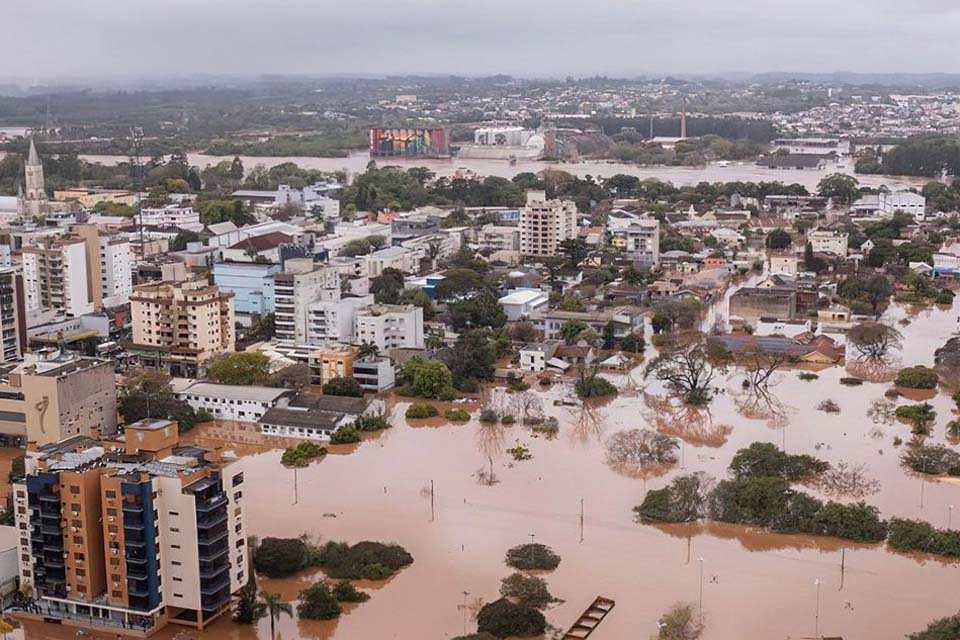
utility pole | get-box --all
[950,504,954,530]
[698,557,704,620]
[579,498,584,543]
[430,480,435,522]
[293,466,298,505]
[839,547,846,590]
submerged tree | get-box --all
[848,322,903,361]
[605,429,680,476]
[645,333,725,405]
[652,603,705,640]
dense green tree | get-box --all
[297,583,342,620]
[207,352,271,385]
[449,330,496,390]
[817,173,859,204]
[322,376,364,397]
[254,538,307,578]
[448,288,506,330]
[765,227,792,249]
[402,357,455,399]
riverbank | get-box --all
[76,150,933,190]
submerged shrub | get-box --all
[505,543,560,571]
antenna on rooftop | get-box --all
[130,127,145,255]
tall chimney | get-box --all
[680,108,687,139]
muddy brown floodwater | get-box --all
[15,300,960,640]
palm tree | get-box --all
[260,591,293,640]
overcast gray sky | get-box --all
[5,0,960,81]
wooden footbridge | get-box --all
[561,596,615,639]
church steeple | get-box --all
[27,138,41,167]
[23,137,47,217]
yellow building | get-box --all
[53,189,136,208]
[0,349,117,447]
[130,279,235,377]
[309,344,359,389]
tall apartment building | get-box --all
[22,236,93,318]
[614,219,660,266]
[13,420,247,635]
[21,226,131,319]
[307,294,374,345]
[272,259,340,344]
[71,223,132,308]
[354,304,424,351]
[0,267,26,364]
[130,280,235,377]
[519,190,578,257]
[0,350,117,447]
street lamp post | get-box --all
[698,557,704,619]
[814,578,822,639]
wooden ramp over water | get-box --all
[562,596,615,639]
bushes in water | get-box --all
[353,415,390,432]
[315,540,413,580]
[634,473,713,523]
[406,404,440,419]
[332,580,370,603]
[445,408,471,422]
[330,425,361,445]
[728,442,829,482]
[254,538,307,578]
[817,399,840,413]
[476,598,546,638]
[280,442,327,468]
[900,443,960,476]
[888,518,960,558]
[708,477,888,542]
[505,543,560,571]
[798,372,819,381]
[907,612,960,640]
[499,573,555,609]
[297,582,341,620]
[574,377,618,398]
[894,403,937,435]
[839,377,863,386]
[502,415,516,425]
[895,366,939,389]
[255,537,413,580]
[479,409,499,423]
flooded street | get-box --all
[13,300,960,640]
[76,150,932,191]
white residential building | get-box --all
[354,304,424,351]
[519,190,578,257]
[139,205,202,228]
[175,381,293,422]
[21,236,93,318]
[477,225,521,252]
[98,234,132,305]
[808,230,849,256]
[614,219,660,265]
[367,246,421,277]
[498,288,550,321]
[272,259,340,344]
[307,294,375,344]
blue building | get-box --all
[213,262,281,316]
